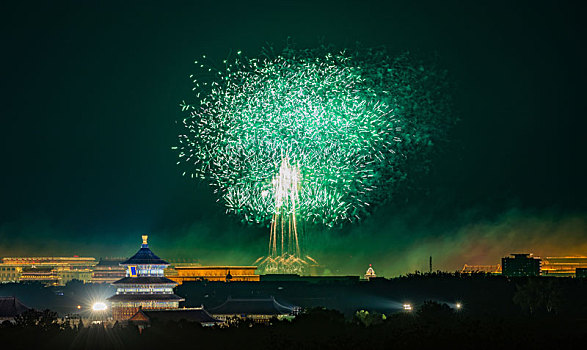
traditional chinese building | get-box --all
[108,236,184,321]
[209,296,298,323]
[0,297,30,323]
[166,265,260,284]
[91,258,126,283]
[129,307,222,327]
[1,256,96,285]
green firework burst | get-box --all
[175,45,453,227]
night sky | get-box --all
[1,1,586,276]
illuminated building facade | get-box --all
[56,268,93,285]
[129,307,222,327]
[364,264,376,280]
[91,258,126,283]
[0,265,22,283]
[19,267,60,285]
[2,256,96,268]
[501,254,541,277]
[461,264,502,274]
[166,266,259,284]
[108,236,184,321]
[540,256,587,277]
[209,296,297,323]
[1,256,96,285]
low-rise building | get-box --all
[129,307,222,327]
[1,256,96,286]
[91,258,126,283]
[0,265,22,283]
[19,267,60,285]
[209,296,298,323]
[461,264,502,274]
[167,266,260,284]
[540,256,587,277]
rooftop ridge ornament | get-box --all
[142,235,149,248]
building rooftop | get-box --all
[131,308,222,324]
[107,293,184,302]
[112,276,178,285]
[95,259,126,267]
[173,266,258,270]
[0,297,30,318]
[120,236,169,266]
[209,296,295,316]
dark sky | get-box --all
[1,1,586,275]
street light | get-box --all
[403,303,412,311]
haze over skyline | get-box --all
[1,1,586,276]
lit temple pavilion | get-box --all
[108,235,184,320]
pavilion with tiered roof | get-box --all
[108,235,184,320]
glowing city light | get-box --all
[403,303,412,311]
[92,302,107,311]
[456,302,462,310]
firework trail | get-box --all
[175,44,452,228]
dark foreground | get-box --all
[2,304,586,350]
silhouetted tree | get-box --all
[353,310,386,327]
[513,278,562,315]
[15,308,62,331]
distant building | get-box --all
[540,256,587,277]
[0,265,22,283]
[107,235,184,321]
[19,267,60,285]
[167,266,260,284]
[55,267,93,285]
[461,264,502,274]
[501,254,541,277]
[260,274,359,284]
[129,307,222,327]
[0,297,30,323]
[2,256,96,268]
[365,264,376,280]
[1,256,96,286]
[209,296,298,323]
[91,258,126,283]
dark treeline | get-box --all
[1,302,586,350]
[1,274,586,349]
[0,280,115,314]
[177,273,587,318]
[1,273,587,317]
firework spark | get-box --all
[175,45,452,227]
